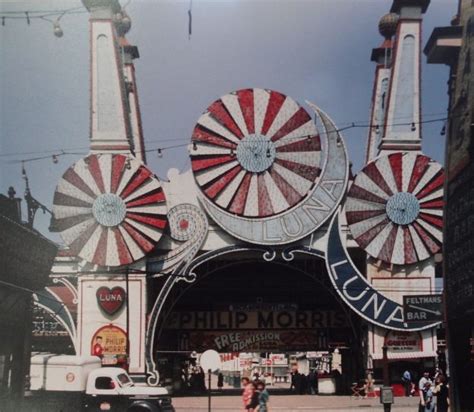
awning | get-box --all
[371,351,437,360]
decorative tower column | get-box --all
[348,0,444,370]
[365,13,399,163]
[116,13,147,163]
[83,0,133,154]
[379,0,430,153]
[50,1,168,374]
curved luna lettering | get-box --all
[325,210,440,332]
[199,106,349,245]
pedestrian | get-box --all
[241,377,253,411]
[307,369,317,395]
[299,373,307,394]
[217,372,224,391]
[245,382,259,411]
[433,375,449,412]
[256,381,270,412]
[418,370,432,412]
[290,369,299,393]
[423,381,435,412]
[402,369,412,396]
[363,371,374,398]
[198,366,206,392]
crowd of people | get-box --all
[241,377,270,411]
[289,369,319,395]
[402,368,449,412]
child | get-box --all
[256,381,270,412]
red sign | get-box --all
[384,330,422,353]
[96,287,126,316]
[91,324,127,358]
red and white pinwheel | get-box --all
[52,154,167,267]
[190,88,322,218]
[346,152,443,265]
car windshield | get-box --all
[117,373,134,387]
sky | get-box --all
[0,0,454,242]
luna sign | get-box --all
[325,211,441,332]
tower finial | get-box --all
[378,13,399,39]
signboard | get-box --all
[164,309,347,330]
[91,324,127,358]
[384,330,422,353]
[96,287,126,316]
[326,212,441,331]
[179,329,335,352]
[403,295,443,323]
[269,354,288,366]
[32,306,69,337]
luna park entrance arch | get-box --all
[146,248,366,392]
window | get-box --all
[117,373,132,386]
[95,377,115,390]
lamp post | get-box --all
[382,345,389,385]
[125,267,130,370]
[380,345,393,412]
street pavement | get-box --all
[172,395,420,411]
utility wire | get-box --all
[3,115,449,165]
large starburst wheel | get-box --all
[190,88,322,217]
[52,154,167,267]
[346,152,443,265]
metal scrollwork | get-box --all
[145,203,208,386]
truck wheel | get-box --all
[127,402,159,412]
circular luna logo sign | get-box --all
[193,92,349,245]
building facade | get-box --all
[425,1,474,409]
[0,189,58,407]
[40,0,447,394]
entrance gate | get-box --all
[146,249,364,391]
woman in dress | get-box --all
[434,375,449,412]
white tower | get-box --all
[357,0,441,368]
[365,13,398,163]
[379,0,430,154]
[116,16,147,163]
[83,0,133,154]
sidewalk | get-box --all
[172,395,420,411]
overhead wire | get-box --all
[2,115,449,165]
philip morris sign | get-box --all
[164,309,348,330]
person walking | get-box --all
[307,369,317,395]
[217,372,224,391]
[290,369,299,393]
[242,378,258,411]
[402,369,412,396]
[256,381,270,412]
[418,371,432,412]
[433,375,449,412]
[423,381,435,412]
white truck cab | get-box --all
[29,354,174,412]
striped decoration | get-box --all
[346,152,443,265]
[52,154,167,267]
[190,88,322,218]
